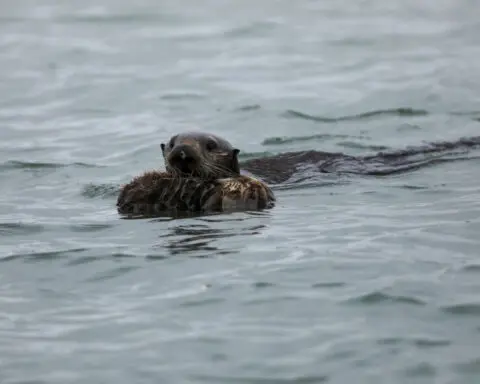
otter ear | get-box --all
[231,148,240,174]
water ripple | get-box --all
[346,291,427,306]
[54,13,171,25]
[235,104,262,112]
[1,248,88,263]
[262,133,368,146]
[68,223,114,233]
[64,251,136,267]
[336,141,389,151]
[191,375,329,384]
[282,107,428,123]
[377,337,451,349]
[0,222,45,236]
[441,303,480,316]
[180,297,226,308]
[311,282,346,289]
[0,160,102,172]
[84,266,140,283]
[403,362,436,378]
[462,264,480,272]
[454,358,480,375]
[154,222,268,258]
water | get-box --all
[1,1,480,383]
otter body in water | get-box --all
[116,132,275,216]
[117,131,480,217]
[239,136,480,184]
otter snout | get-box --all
[167,144,200,174]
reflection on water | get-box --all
[154,213,270,258]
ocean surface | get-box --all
[1,1,480,383]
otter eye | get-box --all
[206,139,217,151]
[168,136,176,149]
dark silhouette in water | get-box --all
[112,133,480,217]
[116,132,275,216]
[240,136,480,184]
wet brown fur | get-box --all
[116,132,275,216]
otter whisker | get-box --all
[202,162,236,178]
[200,161,224,174]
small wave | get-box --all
[272,178,350,191]
[377,337,450,348]
[84,266,140,283]
[0,160,102,171]
[346,291,426,306]
[376,337,403,345]
[377,337,452,348]
[236,104,262,112]
[244,295,307,306]
[1,247,88,263]
[394,184,429,190]
[414,338,451,348]
[441,303,480,316]
[312,281,346,288]
[396,123,422,132]
[252,281,275,289]
[159,91,207,100]
[403,362,437,378]
[191,374,329,383]
[0,222,45,236]
[262,133,367,146]
[54,13,167,25]
[66,252,136,267]
[66,255,100,266]
[282,107,428,123]
[357,154,480,177]
[179,297,226,308]
[223,20,280,38]
[336,141,390,151]
[68,223,114,233]
[144,254,169,260]
[454,358,480,374]
[450,110,480,119]
[81,183,120,199]
[372,136,480,159]
[461,264,480,272]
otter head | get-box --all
[160,131,240,179]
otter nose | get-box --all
[170,144,196,161]
[168,144,198,173]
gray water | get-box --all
[1,1,480,383]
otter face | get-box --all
[160,132,240,179]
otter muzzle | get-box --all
[167,144,200,174]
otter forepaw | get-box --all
[215,176,275,212]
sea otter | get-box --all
[116,131,480,217]
[116,132,275,216]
